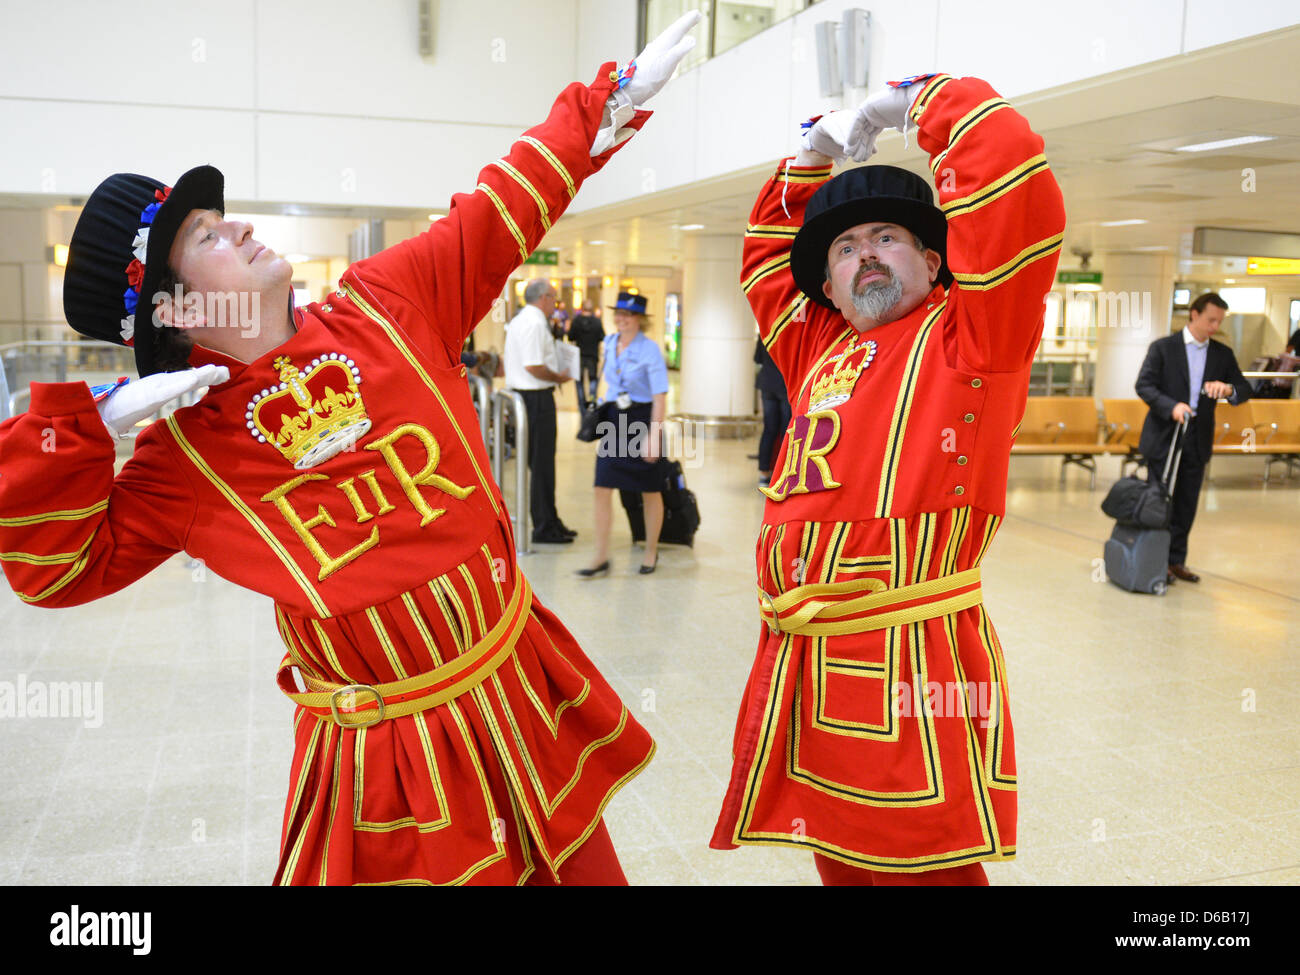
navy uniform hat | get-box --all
[63,165,224,377]
[609,292,650,316]
[790,164,951,310]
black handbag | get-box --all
[576,401,610,442]
[1101,476,1170,529]
[1100,417,1186,529]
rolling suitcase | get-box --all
[1103,417,1186,595]
[619,460,701,548]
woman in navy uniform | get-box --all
[577,293,670,576]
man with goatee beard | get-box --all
[711,73,1066,885]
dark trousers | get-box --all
[516,387,559,534]
[1148,446,1206,566]
[577,356,599,410]
[758,390,792,473]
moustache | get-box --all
[854,265,893,288]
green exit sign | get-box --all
[1057,270,1102,285]
[524,250,559,266]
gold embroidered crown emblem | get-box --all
[808,336,876,411]
[246,354,372,469]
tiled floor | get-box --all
[1,398,1297,885]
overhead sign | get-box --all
[1246,257,1300,275]
[524,250,559,266]
[1057,270,1103,285]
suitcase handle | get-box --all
[1161,416,1189,492]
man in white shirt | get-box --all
[504,278,577,544]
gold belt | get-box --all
[276,575,532,728]
[758,566,982,636]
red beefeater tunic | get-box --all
[0,65,654,885]
[711,74,1066,871]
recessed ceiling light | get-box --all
[428,213,443,221]
[587,239,607,245]
[1173,135,1274,153]
[674,224,705,231]
[1099,219,1148,227]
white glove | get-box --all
[801,110,876,163]
[847,83,924,159]
[620,10,700,107]
[590,11,700,156]
[96,365,229,439]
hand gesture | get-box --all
[1202,380,1234,400]
[846,83,923,160]
[802,110,875,163]
[96,365,230,439]
[620,10,701,107]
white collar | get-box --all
[1182,328,1209,350]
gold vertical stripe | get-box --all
[481,543,507,611]
[318,732,344,885]
[340,282,502,517]
[279,720,328,884]
[457,563,489,637]
[163,417,328,616]
[308,618,348,682]
[365,606,409,679]
[401,591,445,665]
[874,303,944,517]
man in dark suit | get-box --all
[1136,292,1252,583]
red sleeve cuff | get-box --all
[29,382,98,416]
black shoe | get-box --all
[556,521,578,538]
[532,527,574,544]
[576,560,610,578]
[639,555,659,575]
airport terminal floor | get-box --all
[1,387,1297,886]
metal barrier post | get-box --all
[491,389,530,555]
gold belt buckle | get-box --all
[330,684,386,728]
[758,591,780,634]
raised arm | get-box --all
[349,14,700,366]
[741,156,842,387]
[908,74,1067,373]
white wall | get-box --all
[571,0,1300,213]
[2,0,1298,210]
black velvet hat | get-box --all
[790,164,951,309]
[63,165,224,376]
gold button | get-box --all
[609,70,619,82]
[957,455,968,465]
[322,303,332,313]
[963,413,974,423]
[954,485,966,495]
[971,378,983,388]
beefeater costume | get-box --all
[0,61,668,886]
[711,73,1066,878]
